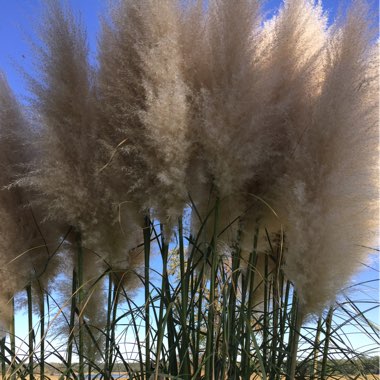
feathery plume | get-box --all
[98,0,190,236]
[274,0,379,315]
[195,0,262,198]
[19,2,145,327]
[0,74,41,333]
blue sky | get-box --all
[0,0,378,359]
[0,0,378,98]
[0,0,104,99]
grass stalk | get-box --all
[287,298,303,380]
[205,198,220,380]
[10,297,16,380]
[270,244,282,379]
[1,337,6,379]
[87,363,91,380]
[108,281,120,376]
[143,215,151,379]
[269,287,279,378]
[104,273,113,380]
[194,272,205,379]
[153,302,174,380]
[124,294,144,380]
[236,266,247,376]
[262,251,269,376]
[26,284,34,380]
[227,236,241,378]
[242,227,259,379]
[321,307,334,380]
[0,207,376,380]
[276,280,291,380]
[311,317,322,380]
[66,269,77,380]
[75,230,85,380]
[39,294,45,380]
[219,272,229,379]
[160,232,177,377]
[178,217,190,379]
[188,268,196,375]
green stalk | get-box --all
[104,273,113,380]
[153,303,174,380]
[276,280,291,380]
[76,230,85,380]
[40,294,45,380]
[270,252,281,379]
[236,257,248,378]
[108,283,120,376]
[178,217,190,379]
[66,269,77,380]
[194,273,204,378]
[237,266,247,351]
[161,233,177,376]
[143,215,151,379]
[219,267,229,379]
[10,297,16,380]
[189,269,196,375]
[227,237,241,379]
[26,285,34,380]
[321,307,334,380]
[261,251,269,377]
[87,363,91,380]
[1,337,6,379]
[269,298,279,378]
[205,198,219,380]
[242,228,259,380]
[150,223,168,371]
[124,295,144,380]
[188,233,207,376]
[287,296,303,380]
[311,317,322,380]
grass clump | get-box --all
[0,0,378,379]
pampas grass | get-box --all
[0,73,45,333]
[275,0,378,315]
[0,0,378,378]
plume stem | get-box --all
[311,317,322,380]
[321,307,334,380]
[26,284,34,380]
[75,230,85,380]
[10,298,15,380]
[0,337,5,378]
[287,301,303,380]
[205,198,220,379]
[66,269,77,380]
[143,216,151,379]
